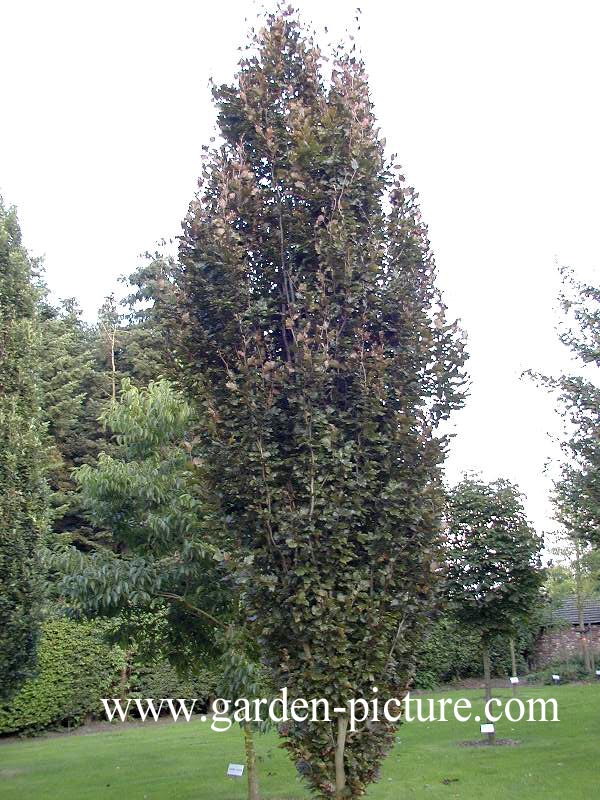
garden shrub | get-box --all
[0,617,222,734]
[413,615,534,688]
[526,656,591,685]
[129,660,218,713]
[0,618,124,735]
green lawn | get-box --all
[0,685,598,799]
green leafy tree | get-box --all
[39,283,180,549]
[56,379,226,655]
[445,477,543,740]
[165,9,467,797]
[527,267,600,669]
[55,379,268,797]
[215,626,273,800]
[557,272,600,540]
[531,268,600,546]
[0,197,48,699]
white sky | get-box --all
[2,0,599,542]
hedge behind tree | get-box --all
[413,615,539,689]
[0,619,124,735]
[129,661,217,713]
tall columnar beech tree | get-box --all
[0,198,48,699]
[445,477,543,739]
[167,9,467,797]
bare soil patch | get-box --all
[459,738,521,747]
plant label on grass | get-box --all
[510,677,519,684]
[480,723,495,735]
[227,764,244,778]
[552,674,560,685]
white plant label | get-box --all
[552,674,560,681]
[480,723,495,734]
[227,764,245,778]
[509,676,519,684]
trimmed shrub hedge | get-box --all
[0,618,221,735]
[413,615,533,689]
[0,618,125,735]
[129,660,217,713]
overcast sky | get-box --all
[2,0,599,542]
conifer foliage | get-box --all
[170,8,467,797]
[0,198,48,699]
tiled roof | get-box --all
[549,596,600,625]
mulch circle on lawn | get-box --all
[459,738,521,747]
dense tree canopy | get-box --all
[56,379,227,668]
[445,476,543,720]
[446,477,543,642]
[164,8,467,797]
[39,298,105,542]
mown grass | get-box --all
[0,684,598,799]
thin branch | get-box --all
[158,592,226,629]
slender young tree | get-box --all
[0,198,48,699]
[166,9,467,797]
[55,379,267,798]
[445,477,543,743]
[97,293,121,403]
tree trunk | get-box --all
[110,328,117,402]
[574,539,593,674]
[509,637,518,697]
[119,649,131,719]
[335,712,349,799]
[578,607,592,675]
[482,644,495,745]
[243,724,260,800]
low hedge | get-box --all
[413,615,533,689]
[526,656,593,685]
[129,659,217,713]
[0,618,125,735]
[0,617,221,735]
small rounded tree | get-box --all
[445,476,543,741]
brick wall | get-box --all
[534,624,600,667]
